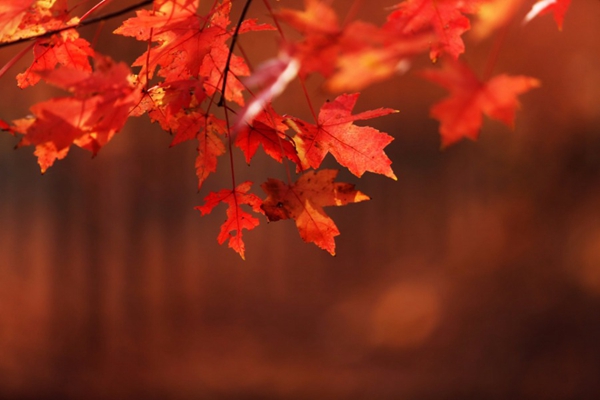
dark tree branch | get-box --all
[217,0,254,107]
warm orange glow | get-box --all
[370,282,441,349]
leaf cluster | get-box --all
[0,0,572,258]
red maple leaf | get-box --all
[277,0,339,36]
[133,79,207,142]
[421,58,540,147]
[173,113,227,190]
[276,0,342,78]
[196,181,264,259]
[385,0,478,61]
[287,93,398,179]
[524,0,572,30]
[199,39,249,106]
[0,119,11,132]
[16,30,94,88]
[132,80,206,130]
[114,0,213,81]
[234,105,300,166]
[277,0,432,91]
[12,55,141,172]
[131,79,228,190]
[261,169,370,255]
[115,0,272,104]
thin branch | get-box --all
[217,0,254,107]
[0,0,153,50]
[262,0,285,39]
[0,42,35,80]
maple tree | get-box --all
[0,0,574,258]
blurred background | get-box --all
[2,1,600,398]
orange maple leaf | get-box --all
[472,0,523,39]
[325,20,431,92]
[196,181,264,259]
[277,0,431,91]
[421,58,540,147]
[288,93,398,180]
[261,169,370,255]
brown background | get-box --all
[1,1,600,398]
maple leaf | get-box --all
[471,0,523,39]
[171,112,227,190]
[196,181,264,259]
[325,21,431,92]
[234,105,300,166]
[420,58,540,147]
[524,0,572,30]
[199,41,249,106]
[277,0,431,91]
[132,80,206,130]
[131,79,226,190]
[12,55,141,172]
[385,0,478,61]
[287,93,398,180]
[276,0,342,78]
[0,0,35,42]
[1,0,73,42]
[199,13,274,105]
[0,119,11,132]
[114,0,210,81]
[261,169,370,255]
[277,0,339,35]
[115,0,272,104]
[16,29,94,88]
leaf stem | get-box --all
[299,77,318,123]
[144,27,154,89]
[78,0,111,23]
[482,23,511,81]
[262,0,285,38]
[223,103,237,190]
